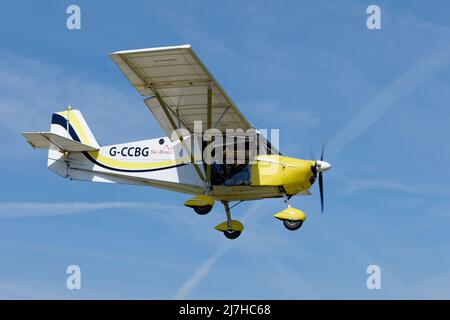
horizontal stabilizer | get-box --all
[22,132,99,152]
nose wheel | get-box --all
[275,193,306,232]
[283,219,304,231]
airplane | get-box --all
[22,44,331,240]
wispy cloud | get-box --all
[335,172,450,196]
[0,281,63,300]
[0,54,160,160]
[0,201,180,218]
[0,278,120,300]
[412,270,450,299]
[327,41,450,159]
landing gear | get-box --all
[274,193,306,232]
[193,205,212,215]
[214,201,244,240]
[283,219,303,231]
[184,195,215,215]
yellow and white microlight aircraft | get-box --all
[23,45,331,239]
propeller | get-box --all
[313,145,331,212]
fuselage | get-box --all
[56,136,316,201]
[46,110,317,201]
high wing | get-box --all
[109,45,254,138]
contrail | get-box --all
[327,42,450,159]
[174,245,232,300]
[174,202,261,299]
[174,40,450,300]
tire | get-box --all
[283,219,303,231]
[224,230,241,239]
[193,205,212,215]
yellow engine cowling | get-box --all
[251,155,315,195]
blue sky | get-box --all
[0,0,450,299]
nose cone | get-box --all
[316,160,331,172]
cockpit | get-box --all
[208,132,279,186]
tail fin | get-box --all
[50,108,99,148]
[47,108,99,177]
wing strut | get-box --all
[205,84,212,190]
[153,90,207,185]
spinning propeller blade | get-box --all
[319,170,324,212]
[314,144,330,213]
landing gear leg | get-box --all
[274,193,306,231]
[224,201,233,230]
[214,201,243,240]
[223,201,241,239]
[283,193,292,207]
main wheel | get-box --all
[193,205,212,215]
[224,230,242,239]
[283,219,303,231]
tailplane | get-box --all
[22,132,98,152]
